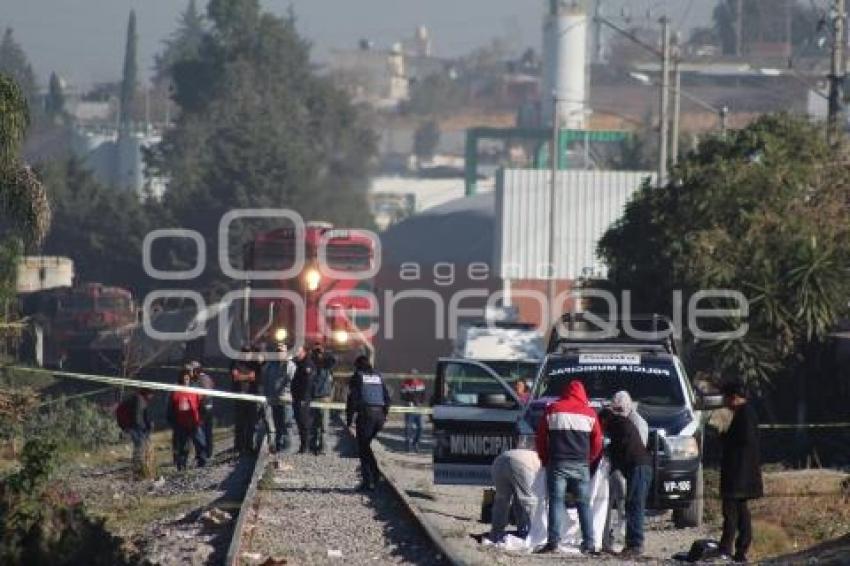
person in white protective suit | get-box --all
[603,390,649,553]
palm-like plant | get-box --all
[0,73,51,318]
[0,72,51,248]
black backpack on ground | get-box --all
[672,539,722,562]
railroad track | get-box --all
[224,435,270,565]
[226,423,452,565]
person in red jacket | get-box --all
[167,370,206,470]
[535,380,603,555]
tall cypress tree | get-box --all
[45,72,65,120]
[119,11,138,124]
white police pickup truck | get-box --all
[430,314,723,528]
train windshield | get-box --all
[253,242,297,270]
[253,240,371,271]
[325,243,372,271]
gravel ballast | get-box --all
[63,435,253,565]
[239,426,446,565]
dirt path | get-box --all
[375,422,717,565]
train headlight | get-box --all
[305,269,321,291]
[274,328,288,343]
[332,329,349,345]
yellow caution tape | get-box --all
[6,366,434,414]
[757,422,850,429]
[9,366,269,404]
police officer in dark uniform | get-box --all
[346,355,390,491]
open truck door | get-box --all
[431,358,523,485]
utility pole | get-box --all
[828,0,846,145]
[720,105,729,137]
[735,0,743,57]
[593,0,605,63]
[671,33,681,166]
[547,94,559,328]
[658,16,671,186]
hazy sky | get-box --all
[3,0,716,88]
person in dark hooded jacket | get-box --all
[598,407,652,557]
[231,345,259,455]
[535,380,603,555]
[718,379,763,562]
[290,345,316,454]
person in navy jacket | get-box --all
[346,355,390,491]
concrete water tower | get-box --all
[541,0,587,128]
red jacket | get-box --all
[169,390,201,430]
[536,380,603,467]
[400,377,426,405]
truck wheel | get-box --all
[673,464,704,528]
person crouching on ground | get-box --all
[598,406,652,558]
[489,448,541,543]
[535,380,603,555]
[719,378,763,563]
[167,371,206,470]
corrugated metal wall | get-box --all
[495,169,656,280]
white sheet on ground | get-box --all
[486,457,610,553]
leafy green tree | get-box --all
[0,29,37,107]
[38,158,156,294]
[44,72,65,121]
[403,73,466,116]
[154,0,205,85]
[598,114,850,428]
[119,11,138,124]
[151,0,377,287]
[413,119,440,160]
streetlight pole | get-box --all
[547,94,559,328]
[630,72,729,137]
[658,16,671,186]
[828,0,846,145]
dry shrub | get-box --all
[136,438,156,481]
[749,470,850,559]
